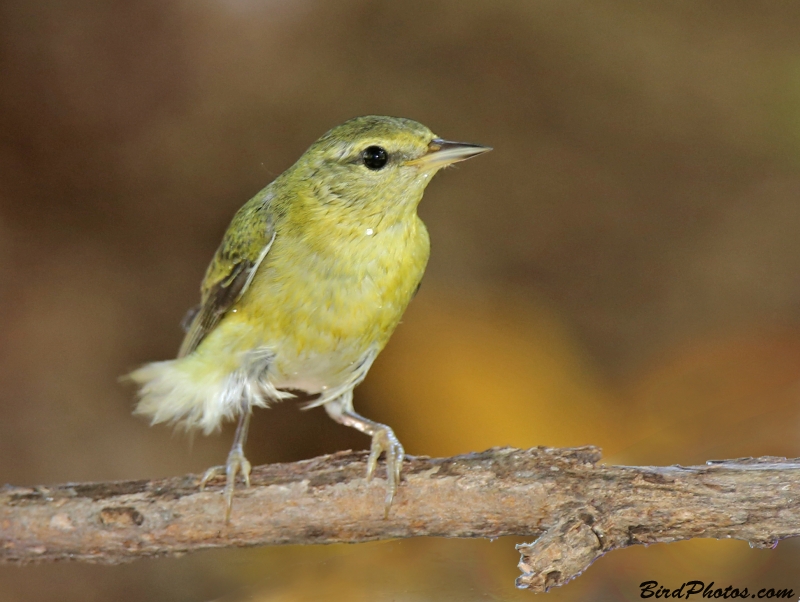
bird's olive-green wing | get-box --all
[178,193,276,358]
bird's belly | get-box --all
[198,220,429,400]
[258,272,412,391]
[223,253,423,393]
[268,343,376,397]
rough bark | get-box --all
[2,446,800,593]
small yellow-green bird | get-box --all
[130,115,490,520]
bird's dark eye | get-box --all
[361,146,389,170]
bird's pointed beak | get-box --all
[407,138,492,169]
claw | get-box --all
[365,426,405,518]
[323,395,406,518]
[199,465,223,491]
[197,447,252,523]
[196,411,253,523]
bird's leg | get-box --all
[325,392,405,516]
[199,410,252,522]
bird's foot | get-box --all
[199,447,251,523]
[365,426,405,517]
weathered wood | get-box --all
[2,447,799,593]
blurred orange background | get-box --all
[3,1,800,600]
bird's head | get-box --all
[288,115,490,216]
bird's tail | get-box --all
[127,352,292,435]
[127,358,242,435]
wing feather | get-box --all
[178,191,276,358]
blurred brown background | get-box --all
[3,1,800,600]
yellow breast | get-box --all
[201,210,430,391]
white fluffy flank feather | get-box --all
[129,348,293,435]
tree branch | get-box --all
[3,446,800,592]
